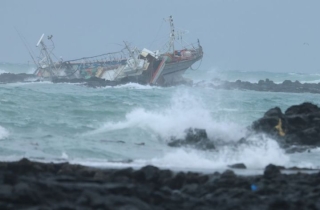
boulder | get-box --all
[251,102,320,147]
[228,163,247,169]
[0,73,36,83]
[264,164,281,178]
[168,128,215,150]
[284,102,320,115]
[197,78,320,94]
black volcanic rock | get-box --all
[196,78,320,94]
[168,128,215,150]
[264,107,283,118]
[251,102,320,147]
[0,73,36,83]
[0,73,191,88]
[228,163,247,169]
[168,103,320,152]
[1,158,320,209]
[285,102,320,115]
[264,164,281,178]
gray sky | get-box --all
[1,0,320,73]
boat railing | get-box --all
[64,50,127,63]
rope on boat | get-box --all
[190,57,202,70]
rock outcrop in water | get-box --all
[0,73,37,83]
[52,77,193,88]
[171,102,320,153]
[251,102,320,148]
[0,158,319,210]
[0,72,192,87]
[2,72,320,92]
[168,128,215,150]
[195,78,320,94]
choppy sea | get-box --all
[1,62,320,174]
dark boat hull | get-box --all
[160,56,202,85]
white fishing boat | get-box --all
[31,16,203,86]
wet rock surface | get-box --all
[0,158,319,210]
[168,128,215,150]
[169,103,320,154]
[195,78,320,94]
[251,102,320,148]
[2,73,320,92]
[52,76,193,88]
[0,73,192,88]
[228,163,247,169]
[0,73,37,83]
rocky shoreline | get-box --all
[168,102,320,154]
[2,73,320,209]
[195,78,320,94]
[0,73,192,87]
[0,158,319,210]
[4,73,320,93]
[0,73,37,84]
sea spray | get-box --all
[214,134,290,168]
[0,126,9,140]
[0,67,319,172]
[87,89,245,141]
[130,134,289,171]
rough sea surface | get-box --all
[1,62,320,174]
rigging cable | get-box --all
[14,27,38,67]
[148,20,164,49]
[190,57,202,71]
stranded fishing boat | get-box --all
[33,37,156,84]
[32,16,203,86]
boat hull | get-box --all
[160,56,202,85]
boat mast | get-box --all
[123,41,138,68]
[37,34,56,76]
[168,15,175,53]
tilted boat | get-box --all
[34,38,156,84]
[32,16,203,86]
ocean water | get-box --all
[1,62,320,174]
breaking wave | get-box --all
[62,134,290,173]
[103,82,163,90]
[0,69,7,74]
[130,134,289,171]
[80,89,295,171]
[300,79,320,84]
[87,89,245,141]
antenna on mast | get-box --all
[36,34,44,47]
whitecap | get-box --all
[0,69,7,74]
[0,126,9,140]
[86,89,244,141]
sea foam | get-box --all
[0,126,9,140]
[100,82,163,90]
[67,134,290,173]
[0,69,7,75]
[82,89,290,171]
[133,134,289,170]
[89,89,245,141]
